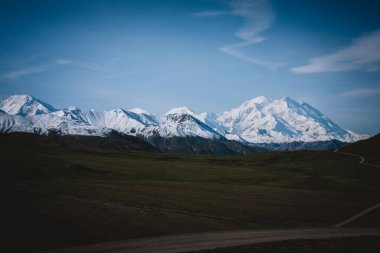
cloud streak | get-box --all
[291,30,380,73]
[340,88,380,97]
[2,59,70,79]
[192,10,228,17]
[194,0,279,70]
[1,57,124,80]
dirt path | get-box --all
[334,149,380,168]
[43,228,380,253]
[333,203,380,228]
[332,149,380,227]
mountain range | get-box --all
[0,95,368,153]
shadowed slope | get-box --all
[341,133,380,164]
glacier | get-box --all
[0,95,368,143]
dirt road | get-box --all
[44,228,380,253]
[333,202,380,228]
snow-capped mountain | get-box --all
[197,112,249,143]
[0,95,55,116]
[0,95,368,143]
[158,107,223,139]
[51,107,158,137]
[214,96,363,143]
[0,110,110,136]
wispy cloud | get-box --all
[194,0,279,70]
[340,88,380,97]
[192,10,228,17]
[291,30,380,73]
[55,59,72,65]
[1,57,125,80]
[2,59,70,79]
[64,57,129,79]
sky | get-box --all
[0,0,379,135]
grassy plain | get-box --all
[1,133,379,252]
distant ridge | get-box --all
[0,131,158,153]
[0,95,368,149]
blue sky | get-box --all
[0,0,379,134]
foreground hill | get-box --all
[341,133,380,164]
[1,133,379,252]
[0,131,158,152]
[146,134,260,155]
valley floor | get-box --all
[1,133,379,252]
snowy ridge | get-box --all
[0,112,110,136]
[214,96,365,143]
[160,107,223,139]
[0,95,368,143]
[0,95,55,116]
[51,107,159,137]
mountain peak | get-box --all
[0,94,55,116]
[130,107,150,115]
[67,105,79,111]
[251,96,268,103]
[252,96,269,103]
[241,96,270,108]
[165,107,196,117]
